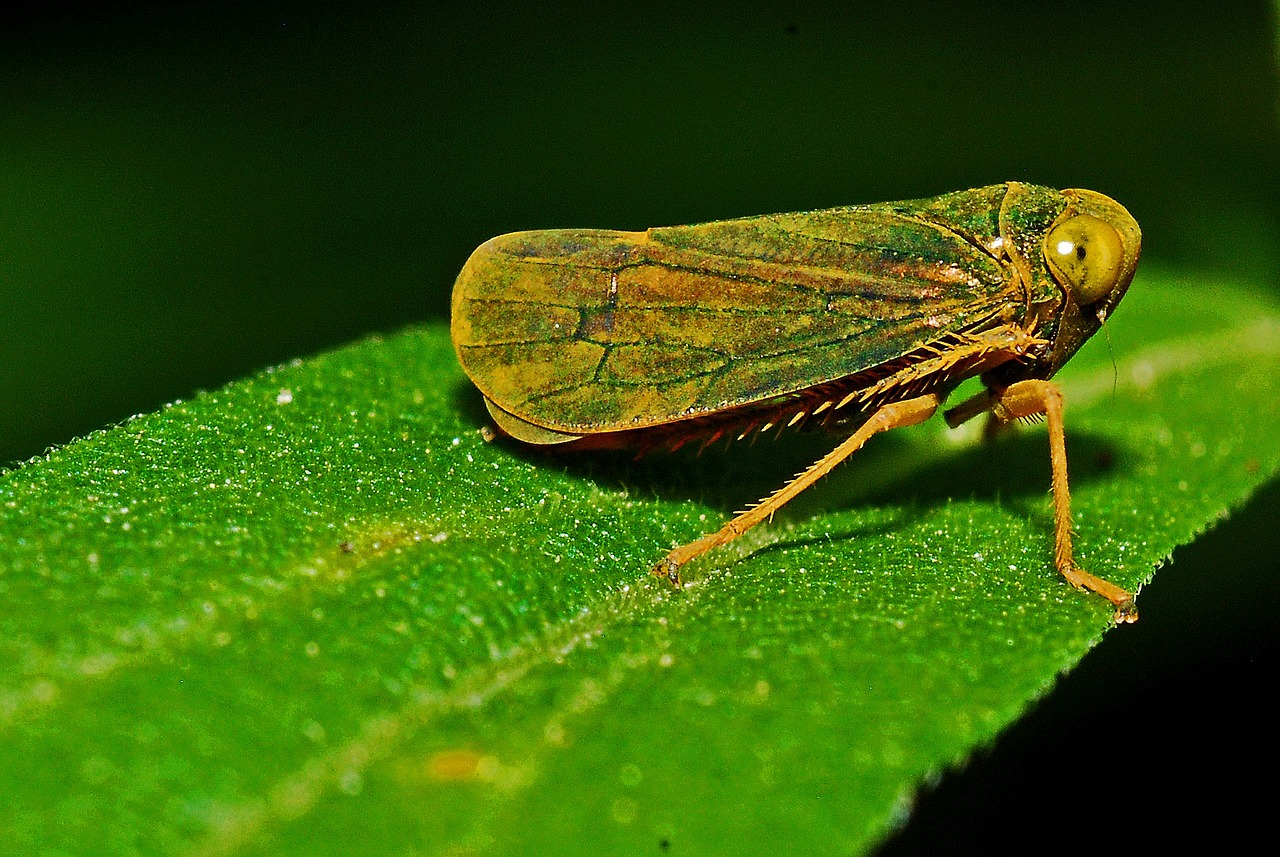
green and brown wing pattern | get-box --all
[451,186,1026,435]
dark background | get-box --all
[2,2,1277,851]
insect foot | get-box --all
[1113,598,1139,625]
[653,558,684,588]
[1061,561,1139,624]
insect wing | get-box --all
[452,190,1022,436]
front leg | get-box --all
[953,379,1138,623]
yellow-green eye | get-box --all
[1043,214,1125,306]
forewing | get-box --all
[452,192,1020,434]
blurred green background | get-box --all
[2,1,1277,851]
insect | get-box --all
[451,182,1142,622]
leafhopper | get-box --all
[451,183,1142,622]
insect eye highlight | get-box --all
[1043,214,1125,306]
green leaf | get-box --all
[2,268,1277,855]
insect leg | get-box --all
[654,393,941,586]
[991,379,1138,624]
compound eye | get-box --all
[1043,214,1125,306]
